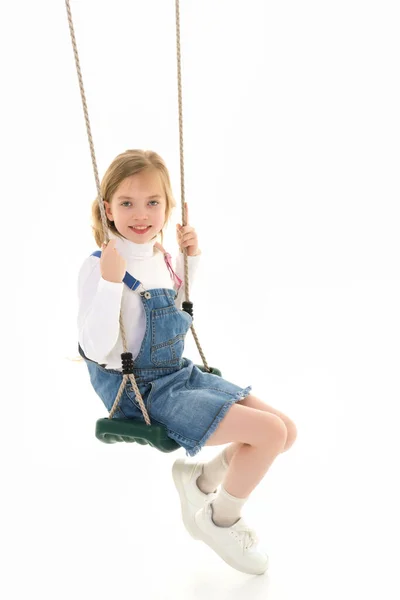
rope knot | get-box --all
[121,352,134,375]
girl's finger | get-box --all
[180,225,195,236]
[180,233,196,243]
[182,235,197,243]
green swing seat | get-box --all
[95,365,222,452]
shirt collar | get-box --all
[107,229,157,258]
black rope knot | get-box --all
[182,301,193,317]
[121,352,134,374]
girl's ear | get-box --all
[103,200,113,219]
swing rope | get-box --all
[65,0,211,426]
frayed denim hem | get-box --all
[168,385,252,458]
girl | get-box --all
[77,149,297,576]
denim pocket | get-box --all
[150,335,186,366]
[150,305,192,367]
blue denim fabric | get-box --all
[80,286,251,456]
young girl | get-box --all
[77,149,297,576]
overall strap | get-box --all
[90,251,142,290]
[90,246,182,291]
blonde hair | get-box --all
[91,149,176,247]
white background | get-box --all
[1,1,399,598]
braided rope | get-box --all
[65,0,210,426]
[175,0,211,371]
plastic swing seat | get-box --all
[95,364,222,452]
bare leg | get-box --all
[205,402,288,498]
[218,394,298,485]
[237,394,297,452]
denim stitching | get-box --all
[132,296,149,364]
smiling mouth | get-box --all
[129,226,152,233]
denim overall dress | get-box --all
[79,244,252,457]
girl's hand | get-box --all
[176,202,201,257]
[100,239,127,283]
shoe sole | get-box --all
[172,458,201,540]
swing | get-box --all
[94,361,221,450]
[66,0,222,452]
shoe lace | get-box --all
[232,526,259,551]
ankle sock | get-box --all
[210,485,249,528]
[196,448,230,494]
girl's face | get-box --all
[105,170,167,243]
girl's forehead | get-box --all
[117,170,164,195]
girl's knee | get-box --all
[262,413,288,448]
[283,419,298,451]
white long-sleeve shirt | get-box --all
[77,230,201,370]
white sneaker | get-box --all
[194,495,269,575]
[172,458,216,540]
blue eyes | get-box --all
[121,201,159,207]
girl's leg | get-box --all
[237,394,297,452]
[214,394,297,484]
[204,401,288,499]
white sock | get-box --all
[210,485,249,528]
[196,447,230,494]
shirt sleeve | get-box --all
[173,250,201,309]
[77,257,124,363]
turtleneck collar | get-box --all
[108,229,157,258]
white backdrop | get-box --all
[1,1,399,599]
